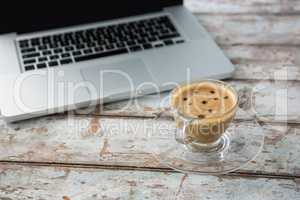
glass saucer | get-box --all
[150,119,265,174]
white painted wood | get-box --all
[75,80,300,123]
[0,165,299,200]
[186,0,300,14]
[196,14,300,45]
[223,45,300,81]
[0,114,299,176]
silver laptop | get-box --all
[0,0,234,122]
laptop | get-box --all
[0,0,234,122]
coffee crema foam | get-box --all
[171,82,238,144]
[171,82,237,119]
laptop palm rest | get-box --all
[80,58,154,101]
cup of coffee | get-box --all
[153,80,264,174]
[169,80,238,152]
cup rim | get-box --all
[169,79,239,120]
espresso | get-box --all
[171,81,237,144]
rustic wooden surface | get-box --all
[1,0,300,199]
[0,165,299,200]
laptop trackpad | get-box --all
[80,58,154,98]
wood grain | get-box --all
[186,0,300,14]
[73,80,300,123]
[0,164,299,200]
[0,114,299,176]
[224,45,300,81]
[196,14,300,45]
[3,79,299,176]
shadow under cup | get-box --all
[171,81,239,152]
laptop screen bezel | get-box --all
[0,1,183,34]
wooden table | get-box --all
[1,0,300,199]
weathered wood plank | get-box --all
[0,164,299,200]
[186,0,300,14]
[225,45,297,65]
[196,14,300,45]
[76,80,300,123]
[223,45,300,81]
[1,79,299,175]
[0,113,299,176]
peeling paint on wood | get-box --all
[76,80,300,123]
[0,116,299,176]
[176,174,188,196]
[196,14,300,45]
[88,117,101,135]
[223,45,300,81]
[0,165,299,200]
[81,117,102,138]
[0,82,299,176]
[99,138,111,158]
[186,0,300,14]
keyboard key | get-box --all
[31,38,40,46]
[65,46,74,51]
[21,47,36,54]
[74,48,128,62]
[148,37,157,42]
[61,40,70,47]
[83,49,93,54]
[72,51,82,56]
[54,48,63,53]
[154,43,164,48]
[25,65,35,71]
[42,50,52,56]
[37,63,47,69]
[23,52,40,59]
[60,59,73,65]
[50,55,59,60]
[105,44,115,50]
[159,33,180,40]
[160,29,170,34]
[116,42,125,48]
[137,38,146,44]
[19,40,29,48]
[94,47,103,52]
[97,40,106,46]
[176,40,185,44]
[127,41,136,46]
[87,43,96,47]
[38,45,48,51]
[24,59,36,65]
[76,44,85,49]
[164,40,174,45]
[19,43,29,48]
[42,36,52,44]
[143,43,153,49]
[38,57,48,62]
[129,45,142,52]
[61,53,71,58]
[49,43,59,49]
[31,41,40,46]
[53,34,62,42]
[49,61,59,67]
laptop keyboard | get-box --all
[17,15,185,71]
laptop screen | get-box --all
[0,0,182,34]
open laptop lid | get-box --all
[0,0,182,34]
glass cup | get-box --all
[171,80,238,152]
[152,79,265,174]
